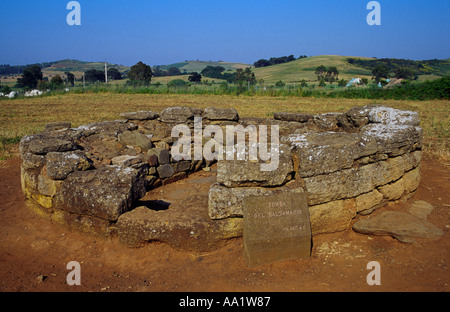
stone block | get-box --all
[361,123,422,156]
[303,156,406,205]
[157,164,174,179]
[46,151,93,180]
[120,111,159,121]
[216,143,293,187]
[355,189,384,214]
[308,199,356,234]
[203,107,239,121]
[118,130,153,152]
[289,131,378,178]
[55,166,146,221]
[159,107,203,123]
[208,181,305,220]
[243,191,311,267]
[148,148,170,165]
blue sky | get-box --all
[0,0,449,66]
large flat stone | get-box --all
[216,143,294,187]
[361,124,422,156]
[304,156,407,205]
[46,151,93,180]
[55,166,146,221]
[353,211,443,243]
[288,131,378,178]
[117,207,242,252]
[159,107,203,123]
[203,107,239,121]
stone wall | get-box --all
[20,105,423,250]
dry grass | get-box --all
[0,93,448,162]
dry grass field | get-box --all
[0,93,449,162]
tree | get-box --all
[201,66,226,79]
[65,72,75,86]
[275,80,285,88]
[84,69,105,83]
[107,68,122,81]
[128,61,152,84]
[16,65,43,89]
[235,68,256,86]
[315,65,327,81]
[326,66,339,83]
[167,67,182,76]
[188,72,202,83]
[372,64,390,82]
[50,75,64,89]
[318,79,326,88]
[394,67,415,80]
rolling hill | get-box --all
[252,55,375,83]
[159,60,251,73]
[41,59,130,79]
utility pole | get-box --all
[105,63,108,84]
[83,74,85,88]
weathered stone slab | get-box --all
[111,155,143,167]
[157,164,174,179]
[55,166,146,221]
[243,191,311,267]
[303,156,406,205]
[203,107,239,121]
[117,206,243,252]
[407,200,434,220]
[28,138,75,155]
[118,130,153,152]
[367,106,420,126]
[355,189,384,214]
[288,132,378,178]
[120,111,159,121]
[159,107,203,123]
[45,121,72,132]
[208,181,305,220]
[216,143,293,187]
[147,147,170,165]
[361,124,422,156]
[308,199,356,234]
[352,211,443,243]
[46,151,93,180]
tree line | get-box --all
[253,55,308,68]
[347,57,448,82]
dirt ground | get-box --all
[0,153,448,293]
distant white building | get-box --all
[25,89,43,97]
[346,78,361,87]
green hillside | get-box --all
[253,55,450,84]
[41,59,130,79]
[160,61,251,73]
[253,55,375,83]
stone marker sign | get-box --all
[243,191,311,267]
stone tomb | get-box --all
[243,191,311,267]
[19,104,427,265]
